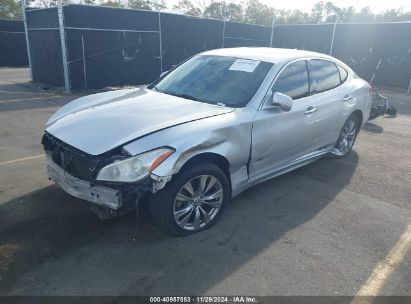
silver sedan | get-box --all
[42,47,372,236]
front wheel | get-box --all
[331,114,359,158]
[150,162,229,236]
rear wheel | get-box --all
[150,162,229,236]
[331,114,359,158]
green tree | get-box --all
[376,8,407,22]
[284,9,311,24]
[390,11,411,22]
[83,0,96,5]
[0,0,22,18]
[225,2,243,22]
[243,0,275,25]
[355,7,375,22]
[127,0,166,10]
[37,0,58,7]
[173,0,202,16]
[101,0,125,7]
[107,0,411,25]
[338,6,356,23]
[310,1,324,23]
[309,1,342,22]
[202,1,243,22]
[202,1,225,19]
[14,0,409,25]
[324,1,339,22]
[128,0,152,10]
[273,9,312,24]
[149,0,166,11]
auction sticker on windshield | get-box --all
[229,59,260,72]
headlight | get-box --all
[96,148,174,182]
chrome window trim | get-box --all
[257,56,353,111]
[336,63,349,84]
[307,58,349,95]
[258,58,310,110]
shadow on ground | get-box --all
[0,152,359,295]
[363,122,384,134]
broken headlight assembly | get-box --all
[96,148,174,182]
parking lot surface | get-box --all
[0,67,410,296]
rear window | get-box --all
[309,59,341,93]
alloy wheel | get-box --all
[173,175,224,231]
[335,118,357,156]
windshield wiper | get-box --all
[151,85,159,92]
[166,92,201,102]
[151,88,199,102]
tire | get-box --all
[150,161,229,236]
[330,114,360,158]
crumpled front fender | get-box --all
[123,108,255,196]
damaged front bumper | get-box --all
[46,154,151,218]
[47,154,123,209]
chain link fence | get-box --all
[0,18,29,67]
[25,4,271,91]
[23,4,411,93]
[332,23,411,89]
[272,22,411,91]
[25,7,64,86]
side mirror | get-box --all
[271,92,293,112]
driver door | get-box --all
[249,60,318,180]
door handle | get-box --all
[304,106,318,115]
[343,95,353,101]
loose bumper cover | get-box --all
[46,154,123,210]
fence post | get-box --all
[329,17,339,56]
[21,0,32,80]
[57,0,71,94]
[81,34,87,89]
[222,20,226,48]
[269,16,275,48]
[158,12,163,74]
[370,58,382,85]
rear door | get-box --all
[307,59,349,151]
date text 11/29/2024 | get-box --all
[149,296,257,303]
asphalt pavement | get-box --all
[0,67,410,296]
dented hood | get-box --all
[46,88,234,155]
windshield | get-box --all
[151,55,273,107]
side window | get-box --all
[337,65,348,83]
[272,61,309,100]
[309,60,341,93]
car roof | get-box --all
[201,47,336,64]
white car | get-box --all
[42,48,372,236]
